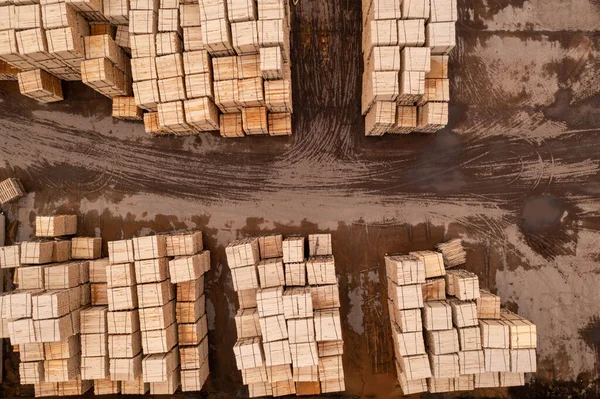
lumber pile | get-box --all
[361,0,457,136]
[140,0,294,137]
[386,238,537,395]
[228,233,345,397]
[0,177,25,204]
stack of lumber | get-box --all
[105,238,143,386]
[112,96,143,120]
[386,240,537,395]
[142,0,294,137]
[0,177,25,204]
[81,33,132,98]
[228,233,345,397]
[361,0,457,136]
[169,232,210,392]
[80,306,111,383]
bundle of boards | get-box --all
[386,238,537,395]
[362,0,458,135]
[0,214,210,396]
[227,233,345,397]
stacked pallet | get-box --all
[169,231,210,392]
[0,177,25,204]
[81,33,132,98]
[228,233,344,397]
[142,0,294,137]
[386,240,537,395]
[361,0,457,135]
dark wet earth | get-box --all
[1,0,600,398]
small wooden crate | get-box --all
[479,319,510,348]
[112,97,143,121]
[89,258,109,283]
[0,178,25,205]
[499,371,525,387]
[91,283,108,305]
[397,20,425,47]
[238,77,265,107]
[179,3,201,27]
[235,308,261,339]
[71,237,102,259]
[483,348,510,372]
[109,353,143,381]
[458,325,482,351]
[81,333,108,357]
[20,342,45,362]
[242,106,268,135]
[459,349,485,374]
[44,355,81,382]
[231,20,258,54]
[388,105,417,134]
[389,302,422,332]
[178,314,207,346]
[134,258,169,284]
[201,18,234,57]
[248,382,272,397]
[15,5,42,30]
[132,235,167,261]
[449,299,478,327]
[129,10,157,34]
[422,278,445,301]
[139,300,175,331]
[130,34,156,58]
[259,314,287,342]
[180,361,209,391]
[214,79,240,112]
[428,55,449,79]
[180,336,209,370]
[282,237,303,263]
[237,288,258,309]
[9,318,37,344]
[317,354,343,381]
[142,346,180,382]
[260,46,282,80]
[417,101,448,133]
[264,339,291,367]
[409,251,445,279]
[501,310,537,349]
[137,280,174,308]
[131,56,157,81]
[267,112,292,138]
[314,309,342,341]
[228,0,256,22]
[107,309,140,334]
[148,367,180,394]
[476,290,501,319]
[386,255,425,286]
[435,239,466,268]
[226,238,260,268]
[231,264,259,292]
[157,100,192,132]
[426,22,456,55]
[256,258,284,288]
[157,8,179,32]
[108,331,142,358]
[422,300,452,331]
[106,262,136,288]
[18,68,64,103]
[107,239,134,264]
[107,285,138,311]
[21,241,54,265]
[120,375,149,394]
[80,306,107,334]
[238,53,261,79]
[401,0,428,18]
[448,269,480,300]
[264,79,292,112]
[317,340,343,358]
[293,365,318,383]
[3,289,42,319]
[184,97,220,131]
[156,32,182,56]
[34,381,60,397]
[425,328,458,355]
[387,281,423,310]
[16,265,45,290]
[242,365,268,384]
[289,342,318,368]
[233,336,264,370]
[429,352,459,378]
[51,239,72,262]
[213,55,238,81]
[473,372,500,388]
[20,361,44,384]
[310,284,340,310]
[94,378,121,395]
[284,262,305,287]
[166,231,203,257]
[183,26,204,51]
[256,286,283,317]
[282,287,312,319]
[177,277,204,302]
[169,251,210,283]
[220,113,244,137]
[256,235,282,259]
[36,215,77,238]
[32,289,72,320]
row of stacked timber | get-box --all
[362,0,457,135]
[138,0,294,137]
[0,177,25,205]
[386,239,537,395]
[0,0,135,103]
[0,213,210,396]
[228,233,345,397]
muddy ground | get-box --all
[1,0,600,398]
